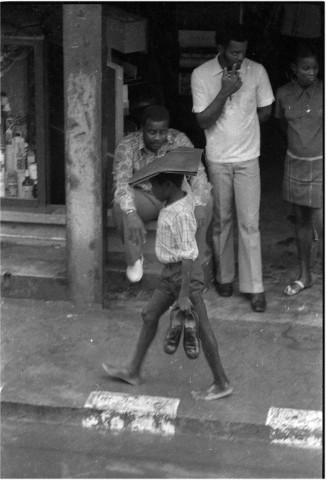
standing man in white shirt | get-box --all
[191,23,274,312]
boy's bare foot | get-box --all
[191,382,233,401]
[102,363,141,386]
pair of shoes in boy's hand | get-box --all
[163,307,200,359]
[183,325,200,359]
[163,324,183,354]
[163,306,184,355]
[163,323,200,359]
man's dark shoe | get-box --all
[183,326,200,359]
[249,292,266,312]
[216,282,233,297]
[163,324,182,354]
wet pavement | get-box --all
[0,119,324,453]
[1,270,322,440]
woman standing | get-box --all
[275,42,323,295]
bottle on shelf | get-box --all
[5,116,13,145]
[0,130,5,185]
[27,149,35,167]
[24,142,29,168]
[0,151,5,198]
[1,93,11,116]
[28,152,38,199]
[5,143,14,174]
[28,159,37,179]
[21,169,34,199]
[0,128,5,151]
[4,116,14,174]
[32,178,38,199]
[7,170,18,197]
[12,132,25,172]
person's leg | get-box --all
[113,189,163,266]
[102,288,174,384]
[294,204,314,286]
[195,193,214,265]
[283,204,317,295]
[191,297,232,400]
[208,163,235,284]
[234,159,264,294]
[312,207,323,260]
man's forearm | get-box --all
[113,145,136,211]
[189,163,212,206]
[257,105,272,124]
[196,90,229,130]
[114,188,137,212]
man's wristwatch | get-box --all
[124,209,136,215]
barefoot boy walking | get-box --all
[103,148,232,401]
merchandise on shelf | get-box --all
[27,149,35,167]
[5,116,13,144]
[0,151,5,197]
[21,169,34,199]
[12,132,25,171]
[7,170,18,197]
[28,160,37,180]
[1,88,37,200]
[5,144,14,172]
[1,93,11,113]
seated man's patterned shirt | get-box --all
[113,128,211,212]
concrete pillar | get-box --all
[63,4,105,305]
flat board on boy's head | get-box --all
[129,147,203,186]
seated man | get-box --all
[113,104,212,282]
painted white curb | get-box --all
[266,407,323,449]
[82,392,323,448]
[83,391,180,436]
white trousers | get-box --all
[208,158,264,293]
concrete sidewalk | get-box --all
[1,276,323,447]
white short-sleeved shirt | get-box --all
[191,55,275,163]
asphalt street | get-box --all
[2,416,323,478]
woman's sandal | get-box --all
[283,280,312,296]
